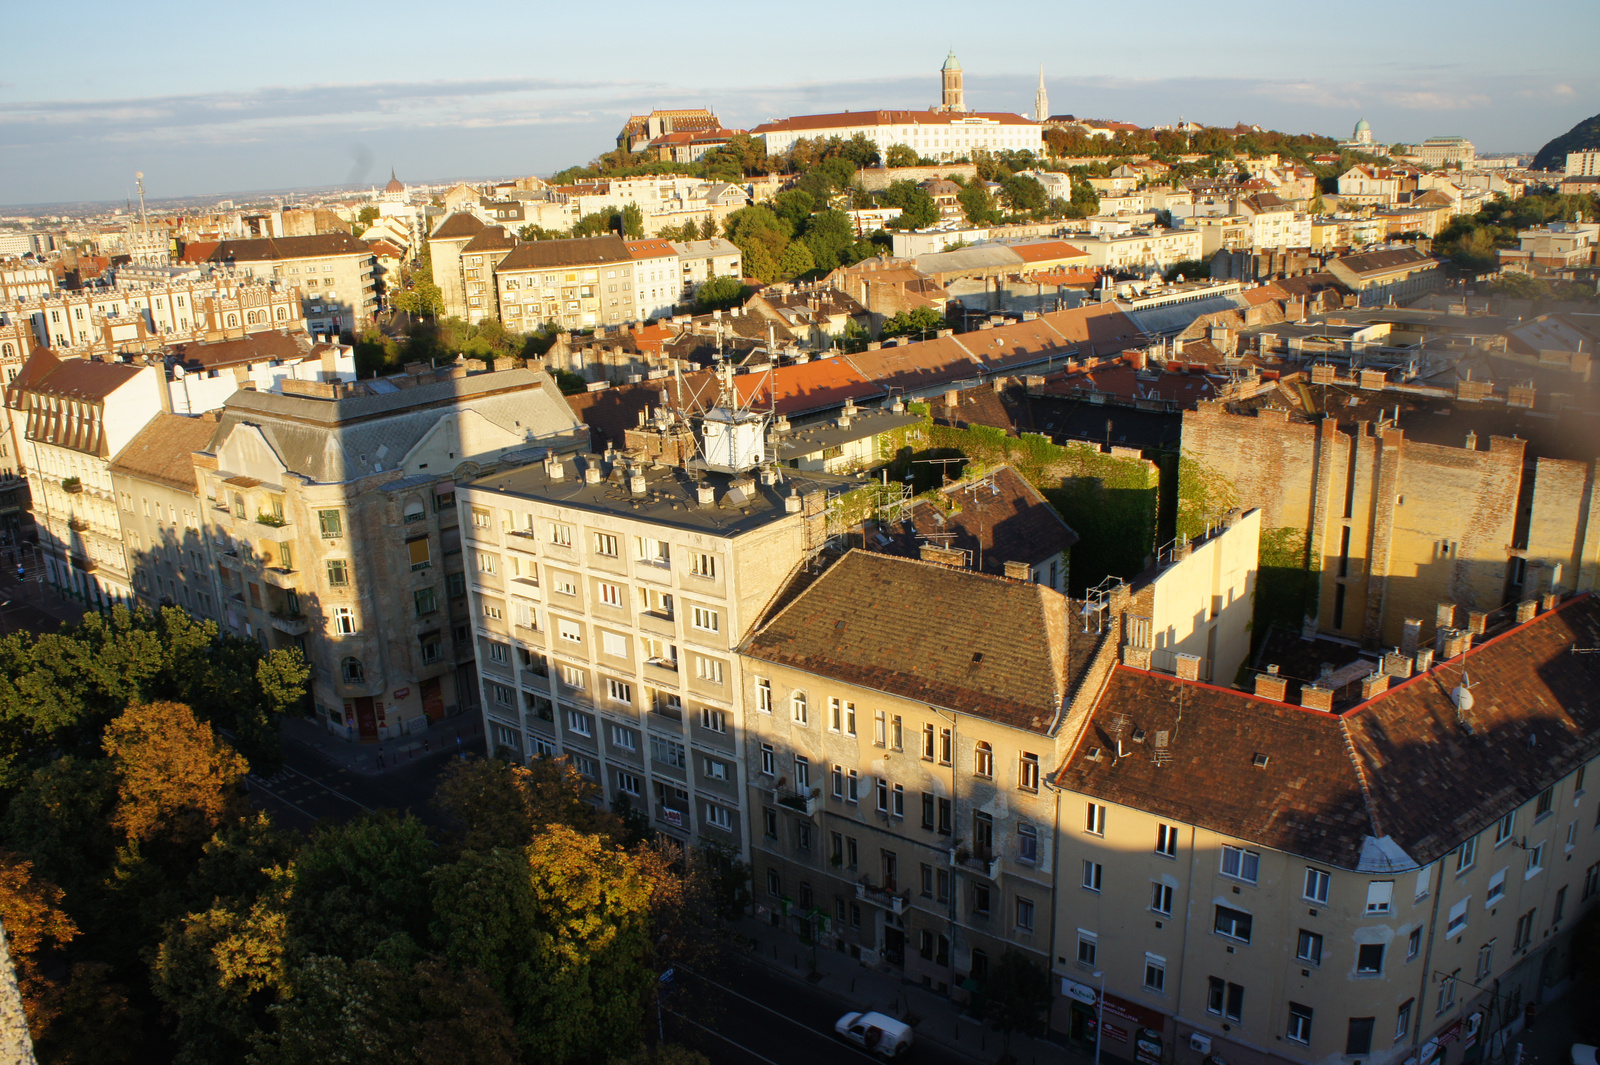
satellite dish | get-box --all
[1451,670,1474,712]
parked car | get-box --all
[835,1011,913,1058]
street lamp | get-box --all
[1092,970,1106,1065]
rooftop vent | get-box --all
[1251,753,1270,769]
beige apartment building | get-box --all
[110,411,223,620]
[200,234,376,336]
[1050,592,1600,1065]
[5,351,165,606]
[459,226,518,324]
[429,212,488,320]
[196,359,585,739]
[457,440,851,852]
[494,235,640,333]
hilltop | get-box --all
[1532,112,1600,171]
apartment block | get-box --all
[459,226,518,324]
[197,360,586,739]
[197,234,377,335]
[494,235,639,333]
[429,212,488,320]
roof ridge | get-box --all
[1338,716,1385,840]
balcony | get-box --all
[61,477,83,494]
[855,881,907,915]
[775,787,820,817]
[951,848,998,879]
[217,551,242,570]
[254,515,294,535]
[269,612,310,636]
[638,610,677,637]
[260,566,297,589]
[67,517,89,532]
[69,554,97,573]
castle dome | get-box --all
[942,50,962,72]
[1354,118,1371,135]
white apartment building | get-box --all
[0,259,53,302]
[752,111,1041,162]
[1338,166,1403,205]
[627,239,684,320]
[1072,227,1203,272]
[1565,151,1600,177]
[671,238,743,294]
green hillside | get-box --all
[1532,112,1600,171]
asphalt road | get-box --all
[663,953,976,1065]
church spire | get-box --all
[1035,65,1049,123]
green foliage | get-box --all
[1484,272,1599,302]
[884,144,919,168]
[880,306,946,340]
[551,368,588,394]
[771,190,815,229]
[1531,111,1600,171]
[1000,174,1048,215]
[799,209,855,273]
[776,239,816,280]
[1176,453,1239,542]
[1254,526,1316,652]
[694,274,748,313]
[1164,259,1210,282]
[957,183,1002,226]
[290,813,437,960]
[879,180,939,229]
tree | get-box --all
[102,701,248,849]
[694,275,747,314]
[434,757,625,855]
[885,144,919,169]
[152,896,290,1065]
[978,950,1051,1058]
[619,202,645,240]
[777,239,816,281]
[1001,174,1048,215]
[879,181,938,229]
[880,307,946,340]
[0,851,77,1042]
[771,190,815,230]
[958,184,1001,226]
[799,210,854,273]
[1164,259,1210,282]
[289,813,436,961]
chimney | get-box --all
[1174,653,1202,681]
[1436,628,1471,660]
[1400,617,1422,657]
[1360,672,1390,700]
[944,389,959,409]
[583,463,602,485]
[1435,602,1457,631]
[1382,650,1413,678]
[1254,664,1287,701]
[784,489,801,514]
[1121,644,1153,670]
[628,469,647,496]
[696,482,716,508]
[1414,647,1434,672]
[1466,610,1487,635]
[1540,590,1560,612]
[1299,684,1334,713]
[546,455,565,480]
[1515,598,1537,624]
[1003,560,1031,581]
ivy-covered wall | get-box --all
[1254,525,1317,647]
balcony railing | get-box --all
[775,787,820,816]
[855,881,907,915]
[69,554,97,572]
[951,848,998,879]
[269,612,310,636]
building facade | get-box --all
[201,235,376,336]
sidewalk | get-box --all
[278,711,485,777]
[731,914,1091,1065]
[1507,987,1582,1065]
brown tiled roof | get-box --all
[875,465,1078,574]
[627,239,678,260]
[744,549,1069,732]
[207,234,371,262]
[1059,596,1600,869]
[168,331,306,370]
[1010,241,1088,264]
[15,354,142,401]
[1334,247,1437,277]
[460,226,517,253]
[430,213,487,241]
[496,235,631,272]
[109,412,219,491]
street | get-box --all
[665,952,989,1065]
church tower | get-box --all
[1035,65,1049,123]
[940,51,965,113]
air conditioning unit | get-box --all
[1190,1035,1212,1054]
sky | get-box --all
[2,0,1596,207]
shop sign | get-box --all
[1437,1021,1463,1047]
[393,688,410,700]
[1135,1027,1164,1065]
[1104,1024,1130,1044]
[1061,978,1098,1005]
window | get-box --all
[1487,867,1507,904]
[413,586,437,616]
[601,631,628,658]
[1018,752,1039,791]
[694,655,724,684]
[939,727,952,766]
[1447,897,1470,938]
[407,537,431,571]
[1437,972,1457,1015]
[974,741,993,778]
[593,533,618,557]
[651,735,686,769]
[610,726,637,752]
[1076,931,1096,966]
[548,523,572,547]
[1221,845,1260,884]
[1207,978,1244,1021]
[333,607,356,634]
[691,606,719,633]
[831,764,846,800]
[326,559,350,587]
[1587,862,1600,902]
[1527,841,1545,877]
[704,759,729,782]
[615,770,641,796]
[1015,896,1035,932]
[559,665,586,690]
[1366,880,1394,914]
[599,582,622,608]
[318,509,342,538]
[1513,908,1536,950]
[482,603,502,621]
[447,572,467,598]
[1082,861,1103,892]
[488,641,508,664]
[1408,927,1422,959]
[1357,943,1384,975]
[1144,955,1167,994]
[1346,1018,1375,1057]
[690,552,716,578]
[476,551,497,575]
[763,809,778,840]
[1456,836,1478,873]
[973,811,993,858]
[635,536,669,565]
[554,576,576,597]
[843,702,856,735]
[920,863,934,898]
[566,709,593,737]
[1018,824,1038,863]
[760,743,775,776]
[829,698,842,732]
[700,707,726,733]
[1554,885,1567,924]
[340,657,364,683]
[1395,999,1413,1042]
[791,692,808,723]
[756,679,773,713]
[876,777,889,813]
[1476,940,1495,980]
[892,783,904,818]
[794,755,810,789]
[1151,881,1174,916]
[1495,811,1516,845]
[1535,786,1554,820]
[1297,929,1323,965]
[1415,865,1433,901]
[1304,867,1331,904]
[890,715,903,750]
[1287,1003,1313,1045]
[1214,905,1252,943]
[605,678,632,705]
[1156,823,1178,857]
[1086,802,1106,836]
[558,620,581,645]
[873,710,887,747]
[972,883,992,915]
[922,723,935,759]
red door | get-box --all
[421,677,444,723]
[354,696,378,740]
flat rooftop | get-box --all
[466,453,860,537]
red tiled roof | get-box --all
[736,358,886,416]
[1010,241,1088,264]
[626,239,678,261]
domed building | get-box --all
[1337,118,1378,152]
[1352,118,1374,146]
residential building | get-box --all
[0,260,52,302]
[110,412,223,619]
[752,100,1041,162]
[671,239,743,295]
[5,351,166,606]
[429,212,488,320]
[769,400,924,476]
[163,332,355,416]
[1325,247,1443,306]
[1337,166,1403,205]
[457,389,855,850]
[1237,194,1311,250]
[1071,227,1204,272]
[197,360,587,740]
[459,226,519,325]
[627,239,683,319]
[197,235,376,335]
[1500,221,1598,275]
[1419,137,1475,168]
[494,235,636,333]
[1050,592,1600,1065]
[1565,151,1600,177]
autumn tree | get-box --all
[152,897,290,1065]
[102,702,248,850]
[0,851,77,1041]
[433,756,624,854]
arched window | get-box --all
[246,310,260,325]
[791,691,808,724]
[1,343,12,359]
[226,313,238,328]
[974,741,994,778]
[275,306,287,320]
[403,499,426,523]
[341,657,364,684]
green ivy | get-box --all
[1253,526,1317,651]
[1175,452,1239,542]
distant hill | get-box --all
[1532,112,1600,171]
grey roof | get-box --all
[1123,293,1250,337]
[209,368,585,485]
[772,408,923,461]
[915,244,1025,276]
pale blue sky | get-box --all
[2,0,1595,206]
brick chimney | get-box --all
[1414,647,1434,672]
[1436,628,1471,660]
[1360,672,1390,700]
[1254,665,1287,701]
[1466,610,1487,636]
[1003,560,1031,581]
[944,389,959,409]
[1121,645,1153,670]
[1516,599,1537,624]
[1435,602,1457,631]
[1382,650,1413,678]
[1299,684,1334,713]
[1174,653,1202,681]
[1540,590,1560,612]
[1400,617,1422,657]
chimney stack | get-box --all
[1435,602,1457,631]
[1414,647,1434,672]
[1540,590,1560,612]
[628,469,647,496]
[1382,649,1413,678]
[696,483,716,508]
[1436,628,1471,660]
[1360,672,1390,700]
[1003,560,1031,581]
[1174,653,1202,681]
[1253,664,1287,701]
[1515,599,1538,624]
[1299,684,1334,713]
[1466,610,1487,636]
[1400,617,1422,657]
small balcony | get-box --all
[260,566,297,589]
[855,881,907,915]
[61,477,83,494]
[951,848,998,879]
[67,517,89,532]
[638,610,677,637]
[269,612,310,636]
[775,787,820,817]
[69,554,97,573]
[253,514,294,535]
[217,551,242,570]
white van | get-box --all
[835,1011,914,1058]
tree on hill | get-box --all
[885,144,919,168]
[1532,112,1600,172]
